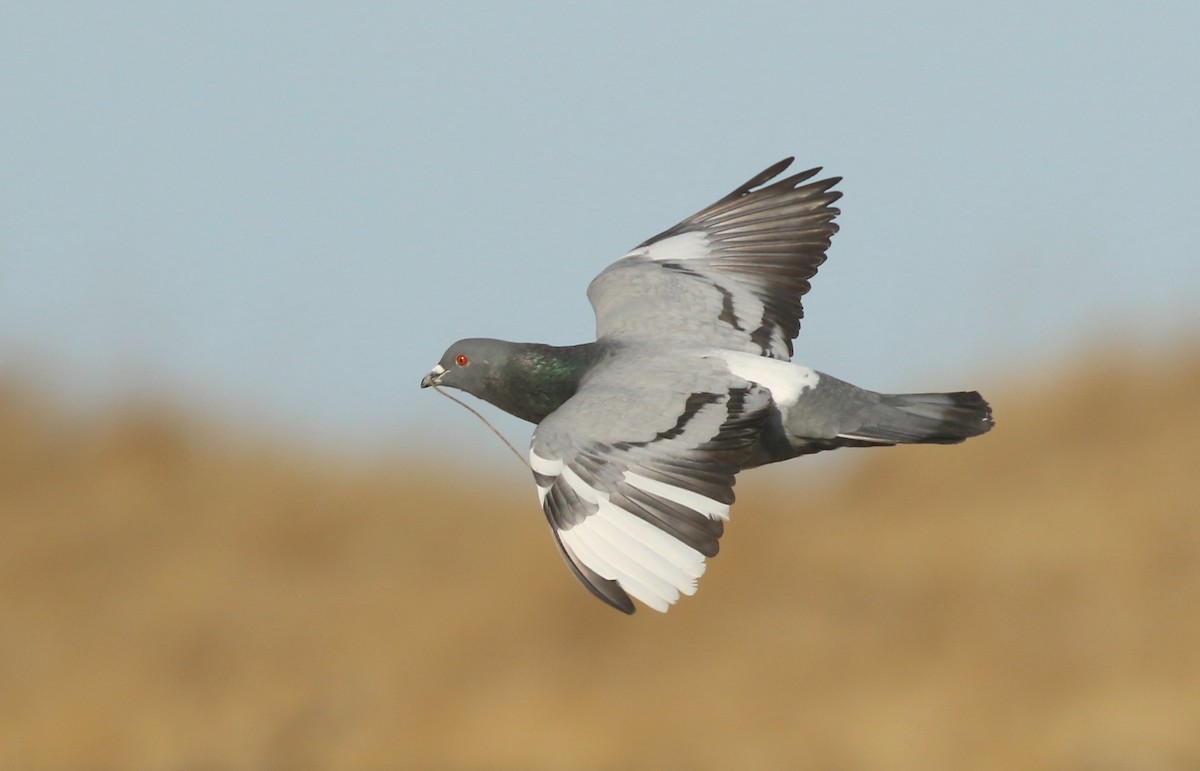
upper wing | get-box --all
[529,358,773,613]
[587,159,841,360]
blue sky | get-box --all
[2,3,1197,462]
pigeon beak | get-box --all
[420,364,446,389]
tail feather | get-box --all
[838,391,994,445]
[744,373,995,468]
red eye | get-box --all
[455,354,469,367]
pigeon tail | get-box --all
[837,391,993,445]
[743,376,994,468]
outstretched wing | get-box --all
[587,158,841,360]
[530,357,772,613]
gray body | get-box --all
[423,159,993,614]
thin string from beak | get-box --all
[430,383,531,470]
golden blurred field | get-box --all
[2,347,1199,770]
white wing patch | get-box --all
[530,450,562,505]
[623,231,710,263]
[623,471,730,521]
[714,350,820,406]
[559,499,706,613]
[536,449,710,612]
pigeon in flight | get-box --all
[421,158,993,614]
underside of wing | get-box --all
[588,159,841,360]
[530,377,772,613]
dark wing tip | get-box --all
[717,157,797,205]
[636,158,842,250]
[808,175,843,193]
[715,159,843,211]
[549,527,636,614]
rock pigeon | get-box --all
[421,158,993,614]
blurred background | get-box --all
[2,3,1198,769]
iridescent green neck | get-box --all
[491,342,607,423]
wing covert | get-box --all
[587,158,841,360]
[530,371,772,613]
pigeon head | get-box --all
[420,337,511,398]
[422,338,605,424]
